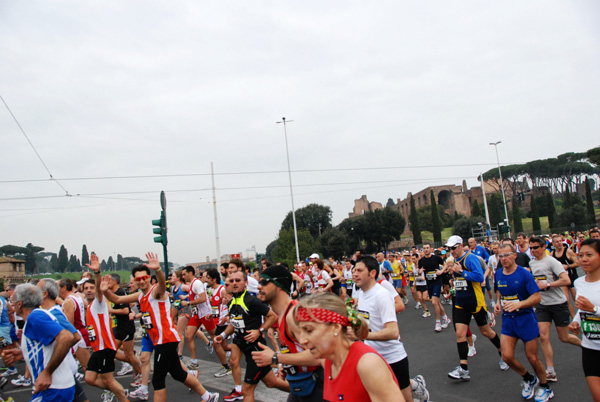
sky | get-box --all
[1,1,599,265]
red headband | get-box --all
[296,307,349,327]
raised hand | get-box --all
[145,252,160,271]
[100,275,111,292]
[86,253,100,272]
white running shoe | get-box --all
[117,362,134,376]
[521,375,539,399]
[435,322,442,332]
[101,390,115,402]
[1,368,17,377]
[11,375,31,387]
[206,341,215,355]
[499,358,510,371]
[414,302,422,309]
[422,311,431,318]
[129,387,149,401]
[468,345,477,357]
[214,366,232,377]
[448,366,470,381]
[206,392,220,402]
[413,374,429,401]
[441,316,451,329]
[534,386,553,402]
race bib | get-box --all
[500,294,519,309]
[534,275,549,291]
[454,278,468,292]
[212,305,219,317]
[191,306,198,316]
[581,312,600,340]
[346,279,353,286]
[142,312,153,329]
[280,346,298,374]
[87,325,97,342]
[426,272,437,280]
[231,315,246,330]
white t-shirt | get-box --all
[302,272,313,294]
[247,276,259,294]
[315,270,331,290]
[530,255,568,306]
[354,283,407,364]
[574,276,600,351]
[190,279,211,318]
[378,278,400,300]
[488,255,499,273]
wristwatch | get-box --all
[272,352,279,365]
[259,328,265,336]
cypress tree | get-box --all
[409,195,422,245]
[58,245,69,273]
[430,190,442,244]
[547,192,557,231]
[586,178,596,225]
[471,200,482,218]
[530,194,541,233]
[512,199,524,233]
[82,244,90,267]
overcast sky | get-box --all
[1,1,599,265]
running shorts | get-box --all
[87,349,116,374]
[535,302,570,327]
[582,347,600,377]
[501,313,539,343]
[427,284,442,299]
[389,357,410,390]
[453,304,488,327]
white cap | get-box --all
[309,253,319,259]
[445,235,463,248]
[76,278,90,286]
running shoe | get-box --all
[447,366,470,381]
[75,372,84,382]
[402,297,409,304]
[130,374,142,388]
[224,389,244,401]
[414,302,422,309]
[434,322,442,332]
[499,358,510,371]
[488,311,496,327]
[545,370,557,382]
[413,374,429,402]
[188,360,200,369]
[422,311,431,318]
[441,316,451,329]
[206,393,220,402]
[534,386,554,402]
[472,334,477,342]
[0,377,7,389]
[11,375,31,387]
[214,366,232,377]
[206,341,215,355]
[117,362,134,376]
[226,351,232,358]
[521,375,539,400]
[467,345,477,357]
[129,387,149,401]
[1,368,17,377]
[101,390,115,402]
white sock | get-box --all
[411,380,418,391]
[202,391,210,400]
[235,385,242,393]
[191,359,198,364]
[139,385,148,392]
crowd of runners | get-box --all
[0,229,599,402]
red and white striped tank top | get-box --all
[85,297,117,352]
[138,285,181,345]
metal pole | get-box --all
[490,141,511,238]
[211,162,222,265]
[277,117,300,263]
[480,172,492,238]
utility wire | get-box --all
[0,93,71,195]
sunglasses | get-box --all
[448,245,460,250]
[230,278,244,283]
[498,252,514,258]
[259,277,286,287]
[134,275,150,282]
[530,245,542,250]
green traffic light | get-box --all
[154,236,163,243]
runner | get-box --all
[529,236,582,382]
[414,253,431,317]
[252,265,324,401]
[169,269,190,359]
[445,235,508,380]
[551,234,580,318]
[569,238,600,401]
[390,253,408,304]
[294,292,404,402]
[84,255,129,402]
[59,278,91,377]
[377,252,393,283]
[418,243,450,332]
[214,270,289,402]
[205,268,232,378]
[312,259,333,293]
[340,260,354,299]
[493,243,553,402]
[103,253,219,402]
[353,256,429,402]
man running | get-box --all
[529,236,581,382]
[252,265,324,401]
[214,270,289,402]
[59,278,91,377]
[205,268,233,378]
[494,243,553,402]
[551,234,580,318]
[103,252,219,402]
[418,243,450,332]
[445,235,508,380]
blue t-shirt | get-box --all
[495,266,539,316]
[380,260,393,276]
[0,297,10,327]
[471,246,490,263]
[48,306,77,334]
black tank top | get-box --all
[552,249,578,279]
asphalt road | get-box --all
[1,298,592,402]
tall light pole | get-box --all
[490,141,510,237]
[277,117,300,263]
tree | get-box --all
[58,245,69,273]
[546,192,557,230]
[530,194,541,233]
[107,256,115,271]
[585,178,596,225]
[488,193,504,227]
[273,228,317,267]
[386,198,396,208]
[281,204,332,239]
[82,245,90,267]
[319,228,349,260]
[25,243,43,275]
[409,195,422,245]
[117,254,124,270]
[265,240,278,263]
[452,217,484,240]
[563,186,573,210]
[100,259,108,271]
[430,190,442,243]
[68,255,81,272]
[511,199,524,233]
[471,200,482,219]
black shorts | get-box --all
[113,326,135,342]
[416,285,427,293]
[442,274,451,286]
[582,347,600,377]
[233,339,271,384]
[215,325,227,336]
[87,349,116,374]
[535,302,571,327]
[389,357,410,390]
[453,304,488,327]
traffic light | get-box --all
[152,211,167,246]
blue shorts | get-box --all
[141,335,154,353]
[0,326,12,347]
[393,279,403,289]
[427,284,442,298]
[501,313,539,343]
[31,386,75,402]
[10,325,18,342]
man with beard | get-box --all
[251,265,323,401]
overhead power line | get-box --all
[0,93,71,195]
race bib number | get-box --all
[426,272,437,280]
[87,325,97,342]
[346,279,353,286]
[500,294,519,309]
[454,278,468,292]
[191,306,198,316]
[142,312,153,329]
[231,315,246,330]
[111,315,118,328]
[212,305,219,317]
[581,312,600,340]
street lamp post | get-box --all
[490,141,511,238]
[277,117,301,264]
